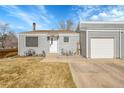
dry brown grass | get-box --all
[0,57,76,88]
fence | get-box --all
[0,48,18,58]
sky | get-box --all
[0,5,124,34]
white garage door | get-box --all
[91,38,114,58]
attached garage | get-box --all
[78,21,124,59]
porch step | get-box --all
[47,53,59,55]
[41,53,70,63]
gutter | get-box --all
[119,29,122,59]
[86,30,88,58]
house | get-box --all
[78,21,124,58]
[18,23,79,56]
[18,21,124,59]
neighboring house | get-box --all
[78,21,124,59]
[18,23,79,56]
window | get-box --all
[26,37,38,47]
[64,36,69,42]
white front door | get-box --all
[91,38,114,58]
[50,40,57,53]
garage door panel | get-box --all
[91,38,114,58]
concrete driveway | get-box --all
[41,54,124,87]
[69,59,124,88]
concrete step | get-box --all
[47,53,59,56]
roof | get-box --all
[20,30,78,34]
[79,21,124,30]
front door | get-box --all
[49,38,57,53]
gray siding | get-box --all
[80,22,124,30]
[18,33,79,56]
[80,31,86,57]
[121,32,124,58]
[18,34,49,56]
[88,31,120,58]
[58,34,79,54]
[79,22,124,58]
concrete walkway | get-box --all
[41,53,84,63]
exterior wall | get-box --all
[121,32,124,58]
[58,33,79,54]
[18,33,79,56]
[18,34,49,56]
[80,31,86,57]
[80,22,124,30]
[88,31,120,58]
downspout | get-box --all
[86,30,88,58]
[119,29,122,59]
[18,33,20,56]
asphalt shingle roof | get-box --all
[20,30,78,34]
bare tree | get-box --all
[0,24,9,48]
[66,19,73,30]
[58,21,66,30]
[0,23,18,49]
[57,19,74,30]
[4,31,18,48]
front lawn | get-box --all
[0,57,76,88]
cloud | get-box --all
[73,5,101,21]
[0,21,7,26]
[90,15,99,20]
[90,8,124,21]
[74,5,124,21]
[0,5,55,30]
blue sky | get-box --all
[0,5,124,34]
